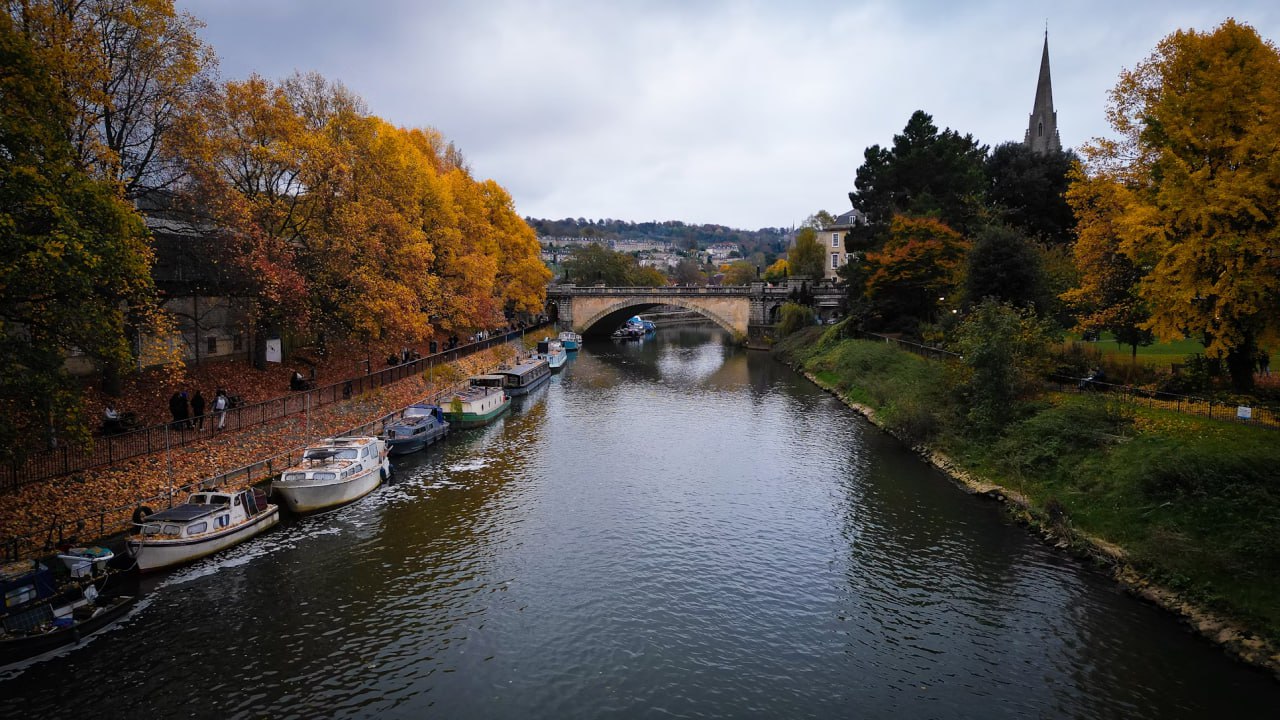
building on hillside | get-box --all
[706,243,740,263]
[1024,30,1062,154]
[821,209,867,280]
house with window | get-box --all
[821,208,866,280]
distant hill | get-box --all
[526,217,791,258]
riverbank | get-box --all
[775,326,1280,678]
[1,344,521,558]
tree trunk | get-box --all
[1226,341,1256,393]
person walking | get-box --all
[191,390,206,430]
[213,389,229,431]
[168,390,189,430]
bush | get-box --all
[776,302,816,338]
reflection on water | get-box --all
[2,325,1277,719]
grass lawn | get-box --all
[1073,332,1205,366]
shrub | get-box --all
[776,302,816,338]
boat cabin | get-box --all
[496,359,551,393]
[137,490,267,539]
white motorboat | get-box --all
[126,488,280,572]
[271,436,390,513]
[536,338,568,372]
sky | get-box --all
[178,0,1280,230]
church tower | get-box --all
[1024,31,1062,153]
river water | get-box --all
[3,325,1277,718]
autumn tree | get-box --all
[1062,171,1152,358]
[789,227,826,279]
[859,216,969,333]
[721,261,758,286]
[0,13,159,456]
[1077,20,1280,389]
[630,265,669,287]
[762,258,790,283]
[6,0,215,198]
[849,110,988,234]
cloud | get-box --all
[180,0,1280,228]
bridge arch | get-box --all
[578,298,739,337]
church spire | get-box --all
[1024,30,1062,153]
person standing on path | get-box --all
[169,390,189,430]
[191,390,206,430]
[213,389,228,430]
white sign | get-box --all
[1237,406,1252,420]
[265,337,282,363]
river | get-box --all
[2,325,1277,718]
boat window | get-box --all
[190,494,207,504]
[335,449,358,460]
[312,472,337,481]
[282,472,305,482]
[187,522,207,535]
[163,524,180,535]
[142,524,161,535]
[233,495,241,506]
[210,495,229,505]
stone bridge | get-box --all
[545,280,846,344]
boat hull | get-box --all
[385,425,448,456]
[445,397,511,428]
[126,506,281,573]
[0,595,136,668]
[272,468,384,514]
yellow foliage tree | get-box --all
[1077,19,1280,387]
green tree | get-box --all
[0,14,159,457]
[962,224,1051,313]
[776,302,816,337]
[672,257,705,285]
[950,299,1057,434]
[563,243,635,286]
[1079,19,1280,390]
[789,227,826,279]
[849,110,988,233]
[984,142,1077,246]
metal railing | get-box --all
[2,325,546,492]
[0,355,531,561]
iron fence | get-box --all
[0,365,510,562]
[2,325,546,492]
[857,330,1277,429]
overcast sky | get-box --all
[177,0,1280,230]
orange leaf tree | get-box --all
[861,216,969,332]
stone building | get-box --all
[1024,31,1062,154]
[821,209,866,281]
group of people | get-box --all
[164,388,231,431]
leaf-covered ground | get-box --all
[3,343,520,556]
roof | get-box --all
[142,504,220,523]
[827,209,866,229]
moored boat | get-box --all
[1,555,135,668]
[126,488,280,572]
[536,338,568,373]
[443,376,511,429]
[496,357,552,395]
[271,436,390,514]
[382,403,450,456]
[557,331,581,351]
